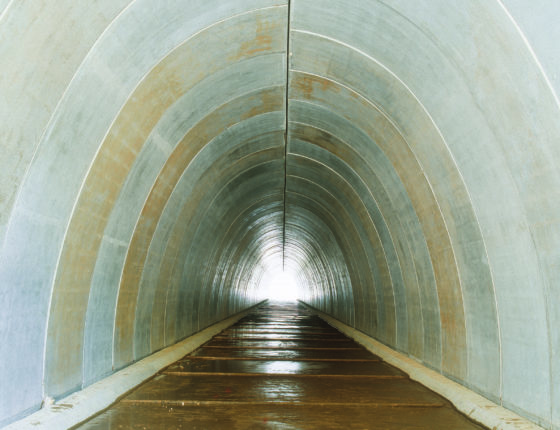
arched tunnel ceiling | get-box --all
[1,1,559,428]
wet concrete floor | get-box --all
[77,302,483,429]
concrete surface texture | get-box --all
[0,1,558,428]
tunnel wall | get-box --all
[0,1,559,429]
[0,1,289,424]
[291,2,560,428]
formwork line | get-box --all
[194,346,363,350]
[281,0,291,270]
[163,371,406,379]
[121,400,445,408]
[187,356,381,362]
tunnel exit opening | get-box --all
[257,267,302,302]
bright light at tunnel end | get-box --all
[258,268,302,302]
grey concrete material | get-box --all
[266,201,345,308]
[144,159,282,344]
[285,218,355,325]
[284,214,351,312]
[174,161,285,331]
[129,117,284,356]
[288,100,431,357]
[287,215,358,325]
[287,151,389,340]
[288,87,450,368]
[288,0,482,391]
[86,83,286,390]
[279,227,337,305]
[315,307,544,430]
[282,240,331,308]
[179,217,270,324]
[416,1,558,416]
[289,28,500,395]
[1,1,560,428]
[1,0,287,420]
[139,149,284,345]
[82,238,127,387]
[63,32,287,397]
[500,0,560,101]
[293,0,558,421]
[182,160,284,295]
[288,65,490,392]
[211,209,284,314]
[0,0,12,17]
[82,138,167,386]
[58,92,284,398]
[202,201,285,312]
[0,209,64,425]
[0,0,130,246]
[289,134,414,350]
[289,178,377,336]
[287,188,366,308]
[4,305,261,430]
[133,124,284,359]
[149,126,284,332]
[99,50,284,240]
[292,120,420,348]
[223,247,270,310]
[84,62,284,382]
[284,187,366,325]
[213,227,280,316]
[211,210,284,287]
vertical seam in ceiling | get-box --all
[282,0,291,270]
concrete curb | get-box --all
[4,303,263,429]
[310,307,544,430]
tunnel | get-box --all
[0,1,559,428]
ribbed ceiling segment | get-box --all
[1,1,559,428]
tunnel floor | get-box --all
[76,303,483,429]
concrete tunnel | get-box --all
[0,0,559,428]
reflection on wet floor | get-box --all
[165,358,402,376]
[77,302,484,429]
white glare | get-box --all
[259,269,301,302]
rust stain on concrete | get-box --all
[230,18,279,61]
[291,74,341,101]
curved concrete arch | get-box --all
[287,184,372,313]
[1,1,560,428]
[291,0,555,417]
[48,74,286,400]
[289,70,471,375]
[296,138,422,343]
[110,85,284,369]
[174,160,283,329]
[132,133,284,359]
[165,195,283,339]
[163,157,283,329]
[285,204,356,321]
[289,115,423,354]
[289,155,391,337]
